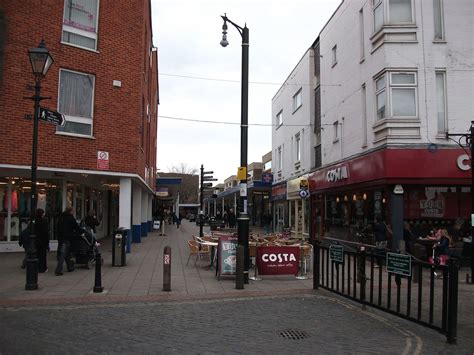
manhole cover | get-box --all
[278,329,310,340]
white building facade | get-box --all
[309,0,473,246]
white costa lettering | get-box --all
[326,166,348,182]
[262,253,297,263]
[457,154,471,171]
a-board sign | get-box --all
[218,234,238,278]
[256,245,300,276]
[329,244,344,263]
[386,252,411,277]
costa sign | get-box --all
[326,166,348,182]
[257,246,300,276]
[457,154,471,171]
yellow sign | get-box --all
[237,167,247,180]
[300,178,308,189]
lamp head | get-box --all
[220,19,229,47]
[28,40,54,79]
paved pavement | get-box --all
[0,220,473,354]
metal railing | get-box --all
[312,240,459,344]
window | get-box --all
[57,69,95,136]
[295,134,301,162]
[373,0,413,32]
[277,146,283,170]
[359,9,365,60]
[436,71,447,133]
[361,84,368,146]
[433,0,445,40]
[390,72,417,117]
[276,110,283,127]
[293,89,302,112]
[373,0,384,32]
[333,121,339,142]
[375,76,386,120]
[62,0,99,50]
[332,45,337,67]
[374,71,417,120]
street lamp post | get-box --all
[24,40,54,290]
[446,121,474,282]
[220,14,250,284]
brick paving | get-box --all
[0,220,473,353]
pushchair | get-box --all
[70,225,101,269]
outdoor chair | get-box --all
[187,240,211,266]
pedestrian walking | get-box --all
[227,209,236,229]
[85,209,100,241]
[55,206,80,276]
[263,211,272,235]
[35,208,50,273]
[176,213,182,229]
[373,215,392,267]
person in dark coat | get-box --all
[85,209,100,240]
[227,209,236,229]
[373,215,392,267]
[35,208,50,273]
[55,206,80,276]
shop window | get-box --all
[62,0,99,51]
[57,69,95,137]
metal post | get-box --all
[25,79,41,291]
[200,165,204,238]
[236,244,244,289]
[93,252,104,293]
[359,245,367,310]
[313,240,320,290]
[163,246,171,291]
[470,122,474,281]
[447,258,459,344]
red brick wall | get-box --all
[0,0,157,187]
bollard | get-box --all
[236,245,244,289]
[93,252,104,293]
[25,234,39,290]
[160,221,166,236]
[358,245,366,310]
[313,240,320,290]
[446,258,459,344]
[296,242,309,280]
[163,246,171,291]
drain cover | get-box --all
[278,329,310,340]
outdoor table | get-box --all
[201,241,218,269]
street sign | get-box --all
[39,107,65,126]
[386,252,411,277]
[203,183,213,187]
[203,171,214,174]
[203,178,218,181]
[298,189,310,198]
[329,244,344,263]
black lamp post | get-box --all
[25,40,54,290]
[446,121,474,282]
[220,14,250,284]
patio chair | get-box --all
[187,240,210,266]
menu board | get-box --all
[217,234,238,279]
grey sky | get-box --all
[151,0,342,182]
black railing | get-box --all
[313,240,459,344]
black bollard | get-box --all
[25,234,38,290]
[163,246,171,291]
[236,245,244,290]
[93,252,104,293]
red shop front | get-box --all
[308,147,471,245]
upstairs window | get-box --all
[276,110,283,127]
[373,0,414,32]
[295,134,301,162]
[277,146,283,170]
[332,45,337,67]
[433,0,445,40]
[293,89,302,112]
[375,76,386,120]
[57,69,95,137]
[62,0,99,50]
[333,121,339,142]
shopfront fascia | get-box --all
[308,148,471,243]
[271,182,287,233]
[287,175,310,239]
[0,165,153,252]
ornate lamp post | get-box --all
[220,14,250,284]
[25,40,54,290]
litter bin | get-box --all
[112,228,127,267]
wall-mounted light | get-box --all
[363,193,367,200]
[344,195,348,201]
[353,194,357,201]
[382,197,386,204]
[336,196,340,203]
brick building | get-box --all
[0,0,158,251]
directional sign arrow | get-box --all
[203,178,218,181]
[202,183,213,187]
[203,171,214,175]
[39,107,65,126]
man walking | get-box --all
[55,206,80,276]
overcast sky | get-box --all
[150,0,342,183]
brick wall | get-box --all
[0,0,157,188]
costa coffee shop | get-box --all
[308,147,471,244]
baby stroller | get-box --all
[70,224,101,269]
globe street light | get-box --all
[220,14,250,285]
[25,40,54,290]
